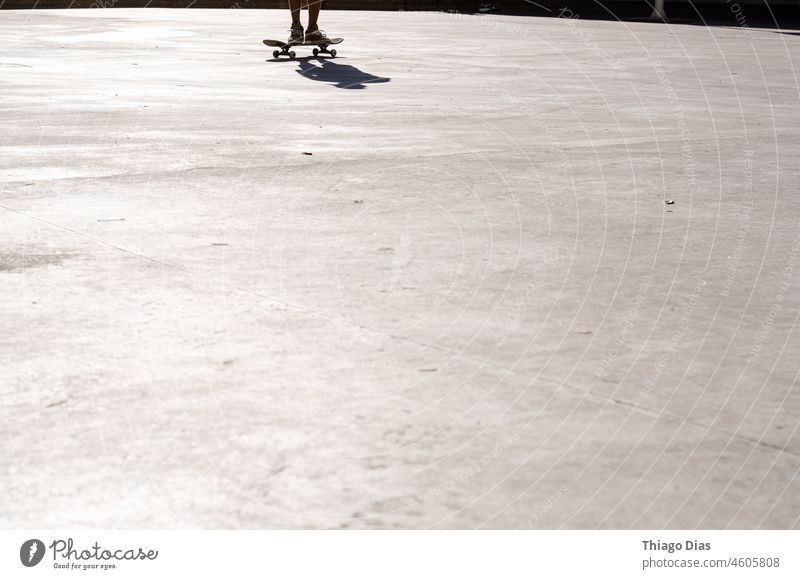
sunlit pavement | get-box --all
[2,8,799,528]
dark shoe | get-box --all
[305,28,330,43]
[288,26,304,43]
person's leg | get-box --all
[305,0,331,42]
[287,0,303,41]
[306,0,321,33]
[288,0,302,28]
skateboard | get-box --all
[263,37,343,59]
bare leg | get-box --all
[288,0,302,28]
[307,0,321,32]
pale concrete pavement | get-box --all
[1,9,799,528]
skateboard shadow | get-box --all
[295,59,390,90]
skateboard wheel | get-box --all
[288,51,296,59]
[273,50,280,58]
[330,49,337,58]
[313,48,319,57]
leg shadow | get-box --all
[296,59,391,90]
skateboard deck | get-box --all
[263,37,343,59]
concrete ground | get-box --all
[2,8,799,529]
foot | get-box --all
[288,25,304,43]
[304,28,330,43]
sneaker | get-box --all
[288,26,304,43]
[304,28,330,43]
